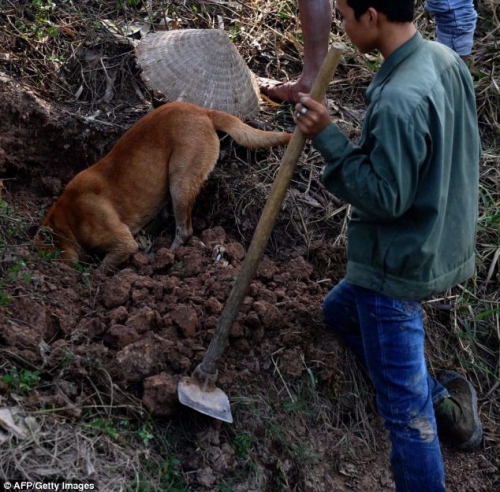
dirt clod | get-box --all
[0,1,498,490]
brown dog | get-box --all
[37,101,291,270]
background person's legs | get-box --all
[425,0,477,60]
[260,0,332,103]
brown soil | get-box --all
[0,2,498,491]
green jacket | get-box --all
[313,32,480,300]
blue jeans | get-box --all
[425,0,477,55]
[323,279,450,492]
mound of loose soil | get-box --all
[1,0,499,488]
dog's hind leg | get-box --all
[168,140,220,250]
[169,181,197,251]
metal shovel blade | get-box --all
[178,376,233,423]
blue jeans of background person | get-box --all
[323,279,450,492]
[425,0,477,55]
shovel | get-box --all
[178,42,345,423]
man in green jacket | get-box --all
[294,1,482,490]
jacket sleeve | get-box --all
[313,107,428,220]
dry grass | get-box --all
[0,0,498,488]
[0,410,142,490]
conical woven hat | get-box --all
[136,29,260,119]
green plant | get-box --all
[0,200,29,241]
[84,416,187,490]
[74,262,93,286]
[0,275,10,305]
[2,367,41,393]
[218,484,234,492]
[170,261,188,279]
[22,0,58,42]
[7,259,32,283]
[276,0,296,20]
[36,226,61,261]
[138,425,154,447]
[233,432,254,459]
[116,0,143,8]
[122,422,191,492]
[0,291,10,306]
[126,454,189,492]
[89,418,121,440]
[38,247,61,262]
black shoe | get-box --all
[434,370,482,451]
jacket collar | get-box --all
[366,31,424,101]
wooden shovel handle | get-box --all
[193,43,345,380]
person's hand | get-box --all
[293,93,331,140]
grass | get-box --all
[79,419,192,492]
[219,363,378,491]
[128,455,189,492]
[0,200,29,243]
[2,367,41,393]
[0,199,33,305]
[0,0,498,490]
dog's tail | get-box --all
[208,110,291,149]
